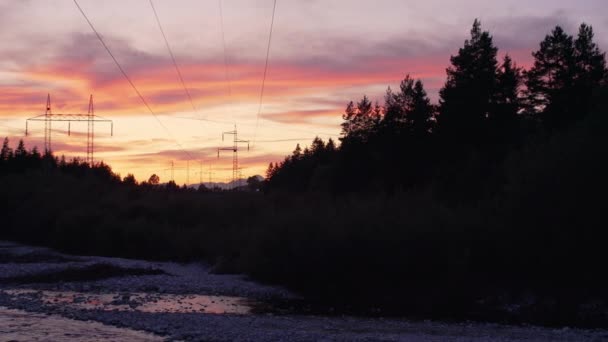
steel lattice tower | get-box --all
[44,94,52,153]
[217,125,249,189]
[26,94,113,164]
[87,95,95,165]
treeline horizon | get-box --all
[0,138,265,192]
[1,19,608,327]
[267,20,606,199]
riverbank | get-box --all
[1,241,607,341]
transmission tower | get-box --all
[207,164,213,185]
[217,125,249,189]
[44,94,51,152]
[26,94,113,164]
[87,95,95,164]
[186,160,190,185]
[171,161,175,182]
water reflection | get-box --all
[4,289,254,315]
[0,306,163,341]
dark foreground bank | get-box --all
[2,241,607,341]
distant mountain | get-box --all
[189,175,264,190]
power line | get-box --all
[149,0,198,115]
[173,115,340,138]
[255,138,312,143]
[252,0,277,148]
[218,0,234,123]
[72,0,193,161]
[165,115,234,126]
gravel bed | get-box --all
[1,240,607,341]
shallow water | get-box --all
[0,306,163,341]
[4,289,255,315]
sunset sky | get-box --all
[1,0,606,184]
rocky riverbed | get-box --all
[1,240,607,341]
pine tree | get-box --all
[0,137,12,161]
[408,80,434,137]
[14,140,27,158]
[303,147,311,157]
[382,75,422,139]
[382,87,400,134]
[355,95,375,140]
[326,138,336,153]
[31,146,41,158]
[310,137,325,156]
[437,19,499,145]
[292,144,302,160]
[525,26,576,129]
[396,75,415,122]
[574,24,606,83]
[491,55,523,145]
[572,23,608,120]
[340,101,357,140]
[266,162,275,179]
[373,101,383,125]
[340,96,378,144]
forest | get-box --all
[1,20,607,326]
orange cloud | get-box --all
[7,52,447,118]
[261,109,341,125]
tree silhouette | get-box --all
[1,138,12,161]
[14,140,27,158]
[266,162,275,179]
[382,86,401,133]
[326,138,337,153]
[247,176,262,191]
[381,76,415,137]
[123,174,138,186]
[310,137,325,155]
[526,24,607,130]
[490,54,523,148]
[340,96,379,145]
[437,19,498,146]
[408,80,435,137]
[525,26,576,130]
[572,24,608,121]
[266,20,606,199]
[148,174,160,185]
[292,143,302,160]
[574,24,607,85]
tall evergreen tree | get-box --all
[310,137,327,162]
[340,96,378,144]
[437,19,499,146]
[266,162,275,180]
[396,76,415,121]
[408,80,435,137]
[525,26,576,130]
[490,55,523,145]
[574,24,607,83]
[1,138,12,161]
[292,144,302,160]
[572,23,608,120]
[14,140,27,158]
[340,101,358,141]
[382,76,414,133]
[326,138,337,153]
[382,86,401,129]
